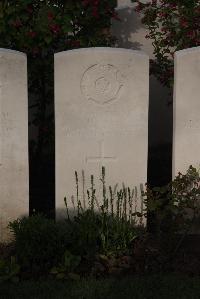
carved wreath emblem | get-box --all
[81,64,124,105]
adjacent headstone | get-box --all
[0,49,29,242]
[173,47,200,177]
[55,48,149,219]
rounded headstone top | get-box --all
[55,47,148,58]
[0,48,26,58]
[175,46,200,57]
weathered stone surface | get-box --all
[0,49,29,242]
[55,48,149,218]
[173,47,200,177]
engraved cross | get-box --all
[86,140,117,168]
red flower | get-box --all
[170,52,175,58]
[162,39,169,45]
[135,3,143,13]
[70,40,81,47]
[92,6,99,18]
[158,12,168,18]
[161,27,168,32]
[26,5,33,14]
[82,0,90,6]
[186,30,195,38]
[180,18,188,28]
[111,11,121,21]
[12,19,22,28]
[169,3,177,8]
[32,47,40,56]
[49,24,60,34]
[48,11,54,21]
[27,31,36,38]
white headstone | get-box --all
[173,47,200,177]
[0,49,29,242]
[55,48,149,218]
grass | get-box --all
[1,274,200,299]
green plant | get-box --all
[64,167,145,256]
[8,214,71,274]
[132,0,200,88]
[144,165,200,256]
[50,250,81,280]
[0,256,20,284]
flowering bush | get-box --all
[132,0,200,88]
[0,0,118,55]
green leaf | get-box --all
[11,276,19,284]
[44,36,52,45]
[98,254,109,262]
[50,267,59,274]
[68,272,80,281]
[56,273,66,280]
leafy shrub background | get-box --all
[132,0,200,88]
[6,166,200,278]
[8,215,71,274]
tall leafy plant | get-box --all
[64,167,145,255]
[144,165,200,257]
